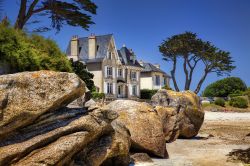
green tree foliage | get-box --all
[202,77,247,97]
[159,32,235,94]
[14,0,97,32]
[0,23,95,91]
[229,97,248,108]
[0,23,72,72]
[70,60,95,91]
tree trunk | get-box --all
[194,71,208,94]
[183,56,189,90]
[14,0,27,29]
[186,67,194,90]
[171,57,179,91]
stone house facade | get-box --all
[66,34,143,99]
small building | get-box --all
[139,61,171,90]
[66,34,143,99]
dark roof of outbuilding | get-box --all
[141,62,171,77]
[66,34,113,61]
[117,46,142,68]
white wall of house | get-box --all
[140,72,170,90]
[140,77,153,89]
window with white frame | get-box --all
[118,68,122,77]
[155,75,160,86]
[107,83,113,94]
[132,85,137,96]
[131,71,136,80]
[107,66,112,77]
[108,52,112,59]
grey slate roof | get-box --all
[66,34,113,61]
[117,47,142,68]
[141,62,171,78]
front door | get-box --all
[118,85,122,97]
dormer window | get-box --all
[108,52,112,59]
[78,47,82,54]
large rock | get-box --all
[77,120,131,166]
[152,89,204,138]
[0,70,85,138]
[154,106,180,142]
[0,107,119,166]
[104,100,167,158]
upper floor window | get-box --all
[131,71,136,80]
[118,69,122,77]
[155,75,160,86]
[107,83,113,94]
[107,66,112,76]
[108,52,112,59]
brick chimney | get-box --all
[88,33,96,59]
[70,35,79,61]
[154,64,160,69]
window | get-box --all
[132,85,137,96]
[96,45,99,51]
[78,47,82,54]
[131,71,136,80]
[108,52,112,59]
[118,69,122,77]
[107,83,113,94]
[155,75,160,86]
[163,78,167,85]
[107,67,112,76]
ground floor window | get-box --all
[107,83,113,94]
[155,75,160,86]
[132,85,137,96]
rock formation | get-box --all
[0,71,130,166]
[104,100,168,158]
[152,89,205,138]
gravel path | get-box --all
[205,111,250,121]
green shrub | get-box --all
[214,98,225,107]
[202,77,247,97]
[140,89,158,99]
[92,92,105,100]
[229,97,248,108]
[243,89,250,101]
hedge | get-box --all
[140,89,158,99]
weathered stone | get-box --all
[152,89,205,138]
[76,120,131,166]
[104,100,167,158]
[130,153,153,164]
[0,107,118,166]
[0,71,85,138]
[154,106,180,142]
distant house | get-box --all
[66,34,143,99]
[139,61,171,90]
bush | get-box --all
[229,97,248,108]
[243,89,250,101]
[91,92,105,100]
[214,98,225,107]
[203,77,247,97]
[140,89,158,99]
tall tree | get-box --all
[14,0,97,32]
[159,32,235,94]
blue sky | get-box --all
[3,0,250,94]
